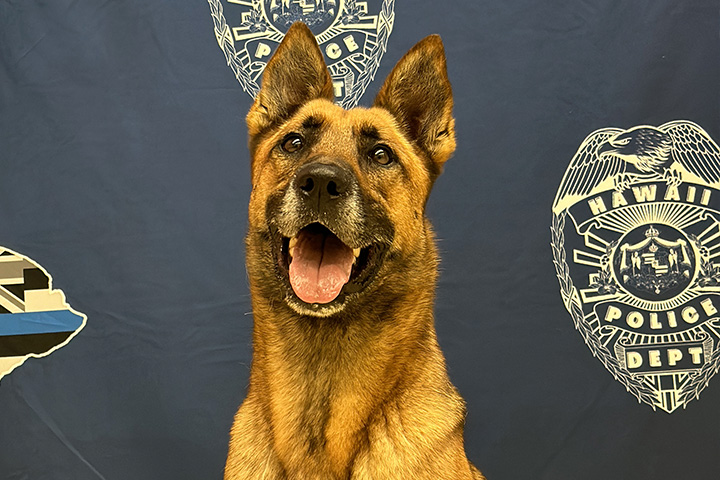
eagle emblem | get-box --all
[554,121,720,212]
[208,0,395,108]
[552,121,720,413]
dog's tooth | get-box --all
[353,248,361,258]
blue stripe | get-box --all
[0,310,84,336]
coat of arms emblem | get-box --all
[552,121,720,412]
[208,0,395,108]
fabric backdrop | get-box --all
[1,1,718,479]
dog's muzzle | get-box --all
[279,161,363,305]
[294,162,356,213]
[269,160,392,313]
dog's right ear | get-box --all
[247,23,334,136]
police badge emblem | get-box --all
[0,247,86,381]
[552,121,720,413]
[208,0,395,108]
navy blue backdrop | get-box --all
[1,1,719,479]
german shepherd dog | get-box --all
[225,22,484,480]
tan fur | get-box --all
[225,23,484,480]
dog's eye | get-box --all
[370,145,394,166]
[281,134,304,153]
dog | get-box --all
[225,22,485,480]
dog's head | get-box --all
[245,23,455,318]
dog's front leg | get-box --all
[224,398,284,479]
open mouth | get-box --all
[278,223,381,306]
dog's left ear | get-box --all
[247,22,334,136]
[374,35,455,172]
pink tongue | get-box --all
[289,229,354,304]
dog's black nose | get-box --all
[294,162,354,210]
